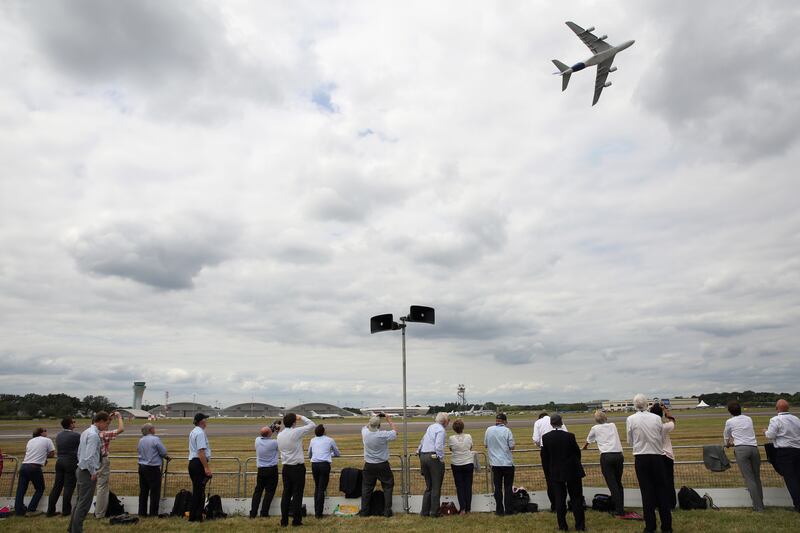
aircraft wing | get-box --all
[566,21,612,54]
[592,57,615,106]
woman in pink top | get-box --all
[650,403,676,509]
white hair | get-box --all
[435,412,449,425]
[594,410,608,424]
[633,394,649,411]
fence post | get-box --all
[161,458,170,499]
[4,456,19,498]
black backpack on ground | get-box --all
[109,513,139,525]
[339,467,363,498]
[171,489,192,517]
[204,494,227,520]
[105,492,125,517]
[678,486,707,510]
[591,493,614,512]
[510,488,531,513]
[368,490,385,516]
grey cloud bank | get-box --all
[0,1,798,408]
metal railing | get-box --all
[2,445,787,503]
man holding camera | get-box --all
[250,422,281,518]
[360,413,397,517]
[277,412,316,527]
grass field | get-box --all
[1,508,799,533]
[0,409,788,498]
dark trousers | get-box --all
[600,452,625,515]
[451,463,474,512]
[15,463,45,515]
[68,468,97,533]
[280,463,306,525]
[491,465,515,515]
[311,462,331,517]
[188,458,208,522]
[360,461,394,515]
[553,477,585,531]
[663,456,676,509]
[138,464,162,516]
[48,456,78,516]
[635,454,672,532]
[775,447,800,511]
[419,454,445,517]
[250,465,278,517]
[541,449,555,511]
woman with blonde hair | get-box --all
[448,419,474,514]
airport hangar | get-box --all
[146,401,357,418]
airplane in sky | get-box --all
[552,21,635,105]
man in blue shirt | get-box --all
[309,424,341,518]
[418,412,449,517]
[250,424,279,518]
[137,423,170,517]
[69,411,109,533]
[187,413,212,522]
[484,413,515,516]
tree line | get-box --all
[699,390,800,408]
[0,393,119,419]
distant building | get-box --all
[602,397,700,412]
[218,402,283,418]
[133,382,146,410]
[149,402,212,418]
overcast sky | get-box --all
[1,1,798,409]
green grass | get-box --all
[1,508,798,532]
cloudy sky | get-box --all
[1,1,798,409]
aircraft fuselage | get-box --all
[570,39,635,72]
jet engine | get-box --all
[597,34,608,41]
[608,66,617,73]
[603,81,612,88]
[585,26,595,33]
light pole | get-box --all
[370,305,435,513]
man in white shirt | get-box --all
[14,427,55,516]
[584,410,627,516]
[250,424,280,518]
[533,412,568,512]
[418,412,449,517]
[308,424,340,518]
[724,400,764,511]
[187,413,212,522]
[360,414,398,517]
[626,394,672,533]
[765,399,800,512]
[277,412,316,526]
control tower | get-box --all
[133,382,146,410]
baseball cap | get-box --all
[368,416,382,431]
[193,413,210,425]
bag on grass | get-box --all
[511,488,531,513]
[438,502,458,516]
[204,494,226,519]
[591,493,615,512]
[109,513,139,525]
[171,489,192,517]
[678,486,707,510]
[339,467,363,498]
[368,490,385,516]
[333,504,359,516]
[105,492,125,517]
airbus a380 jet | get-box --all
[552,21,635,105]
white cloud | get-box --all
[1,1,798,407]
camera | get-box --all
[378,412,386,418]
[269,420,282,433]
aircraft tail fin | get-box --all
[552,59,571,91]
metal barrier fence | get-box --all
[3,445,788,501]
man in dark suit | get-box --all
[542,414,586,532]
